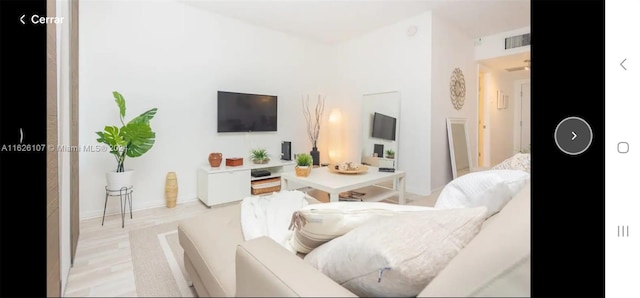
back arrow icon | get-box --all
[571,132,577,141]
[20,15,25,25]
[621,58,627,70]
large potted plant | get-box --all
[96,91,158,190]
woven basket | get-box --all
[295,166,311,177]
[251,177,281,195]
[251,185,281,195]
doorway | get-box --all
[478,72,485,167]
[477,68,490,167]
[518,81,531,152]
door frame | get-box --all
[47,0,60,295]
[55,0,79,295]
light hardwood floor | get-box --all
[63,186,438,297]
[64,200,213,297]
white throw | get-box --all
[240,190,310,250]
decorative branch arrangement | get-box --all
[302,95,326,148]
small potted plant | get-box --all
[249,148,270,164]
[295,153,313,177]
[385,149,395,159]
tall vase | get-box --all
[310,146,320,166]
[165,172,178,208]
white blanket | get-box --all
[240,190,309,250]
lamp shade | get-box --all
[327,108,344,164]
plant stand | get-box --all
[102,185,134,228]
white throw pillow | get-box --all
[304,207,487,297]
[492,153,531,172]
[287,202,432,254]
[435,170,529,217]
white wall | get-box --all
[475,26,530,61]
[330,12,432,195]
[79,0,332,218]
[480,65,517,166]
[56,0,71,292]
[430,14,477,191]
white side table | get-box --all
[102,186,133,228]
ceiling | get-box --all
[182,0,531,45]
[183,0,530,78]
[481,52,531,80]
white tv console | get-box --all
[196,160,296,207]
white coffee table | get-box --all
[281,166,406,204]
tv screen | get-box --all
[217,91,277,132]
[372,112,396,141]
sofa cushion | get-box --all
[288,201,432,254]
[236,237,357,297]
[418,181,531,297]
[435,169,529,217]
[304,207,487,297]
[178,202,243,297]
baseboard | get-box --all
[80,197,199,220]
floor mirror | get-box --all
[360,91,400,169]
[446,117,472,179]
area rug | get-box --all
[129,221,197,297]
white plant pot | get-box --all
[106,170,135,190]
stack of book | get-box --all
[338,190,366,201]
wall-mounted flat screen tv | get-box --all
[372,112,397,141]
[217,91,277,132]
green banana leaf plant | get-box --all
[96,91,158,172]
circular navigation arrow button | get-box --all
[554,117,593,155]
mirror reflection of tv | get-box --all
[217,91,277,132]
[372,112,396,141]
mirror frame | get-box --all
[446,117,472,179]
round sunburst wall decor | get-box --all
[450,68,466,110]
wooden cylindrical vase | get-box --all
[165,172,178,208]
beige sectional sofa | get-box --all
[178,182,530,297]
